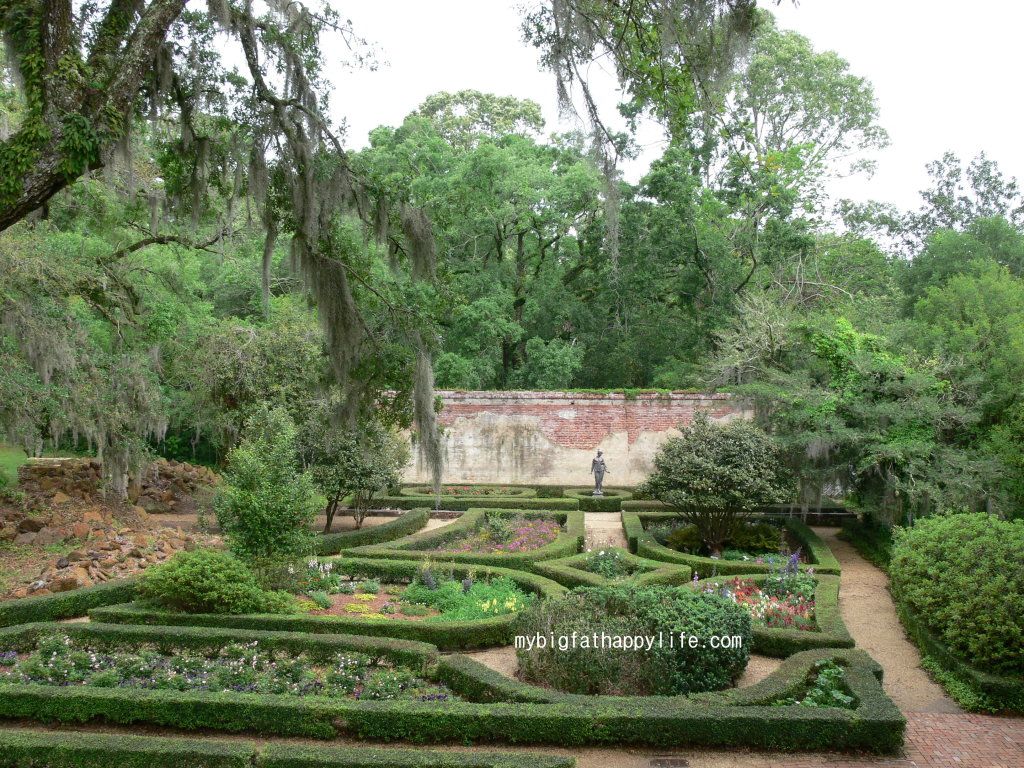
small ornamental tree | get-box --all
[302,416,410,532]
[214,406,319,572]
[638,412,791,557]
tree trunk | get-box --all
[323,497,339,534]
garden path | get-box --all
[811,526,961,714]
[584,511,629,551]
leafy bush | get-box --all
[139,549,293,615]
[773,660,854,708]
[214,407,320,571]
[361,579,381,594]
[889,512,1024,676]
[665,524,702,552]
[310,591,332,610]
[515,583,751,696]
[403,576,533,621]
[730,521,784,553]
[583,549,635,580]
[637,413,790,557]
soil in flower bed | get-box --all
[305,586,439,621]
[434,515,562,554]
[0,635,457,701]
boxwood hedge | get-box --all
[691,574,853,657]
[88,559,568,651]
[533,549,692,589]
[623,512,841,577]
[0,647,904,752]
[0,578,138,628]
[375,495,579,511]
[895,600,1024,712]
[345,510,585,571]
[314,509,429,555]
[0,621,437,671]
[562,488,632,512]
[0,731,577,768]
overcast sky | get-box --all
[329,1,1024,215]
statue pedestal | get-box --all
[592,490,603,496]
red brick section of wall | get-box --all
[435,391,739,451]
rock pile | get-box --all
[2,503,222,598]
[17,457,217,512]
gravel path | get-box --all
[811,526,961,714]
[584,511,629,550]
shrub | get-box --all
[214,407,320,571]
[138,549,293,615]
[665,524,702,552]
[361,579,381,594]
[310,591,332,610]
[730,521,784,553]
[636,413,790,557]
[889,512,1024,676]
[515,583,751,696]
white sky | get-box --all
[329,1,1024,214]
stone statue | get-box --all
[590,450,608,496]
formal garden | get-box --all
[2,0,1024,765]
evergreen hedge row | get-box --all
[345,510,585,570]
[562,488,632,512]
[0,621,437,670]
[692,574,853,657]
[89,559,568,651]
[533,549,692,589]
[894,600,1024,712]
[0,649,903,752]
[623,512,841,577]
[0,731,576,768]
[402,486,537,498]
[375,496,579,511]
[0,579,138,628]
[313,509,429,555]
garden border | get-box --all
[376,495,579,512]
[344,510,585,570]
[0,647,904,752]
[562,488,632,512]
[0,621,438,671]
[0,730,577,768]
[893,599,1024,712]
[691,573,853,657]
[314,509,429,555]
[623,512,841,577]
[533,547,692,589]
[0,579,138,628]
[88,558,568,650]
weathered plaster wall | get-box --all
[404,391,748,487]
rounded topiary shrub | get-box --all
[514,584,751,696]
[890,512,1024,676]
[139,548,293,615]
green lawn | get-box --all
[0,444,28,486]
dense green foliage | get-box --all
[638,413,790,555]
[214,408,320,569]
[139,549,293,615]
[889,512,1024,676]
[515,583,751,695]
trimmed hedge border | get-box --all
[314,509,429,555]
[345,510,585,571]
[403,485,537,498]
[0,730,577,768]
[0,578,138,628]
[376,495,580,511]
[0,730,253,768]
[534,548,692,589]
[0,648,904,752]
[89,559,568,651]
[0,621,438,671]
[893,599,1024,712]
[692,574,853,657]
[563,487,633,513]
[260,744,575,768]
[624,512,841,577]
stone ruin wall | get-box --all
[405,390,749,487]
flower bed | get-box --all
[407,486,531,497]
[0,632,455,702]
[434,516,562,554]
[623,511,841,577]
[701,575,816,631]
[534,548,692,589]
[345,510,585,571]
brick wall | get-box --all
[405,390,747,487]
